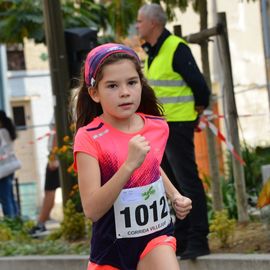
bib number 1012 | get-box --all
[119,196,168,228]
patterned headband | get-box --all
[84,43,140,87]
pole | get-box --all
[0,45,8,111]
[42,0,73,205]
[260,0,270,113]
[217,12,249,222]
[180,1,223,211]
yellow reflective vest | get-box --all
[144,35,197,122]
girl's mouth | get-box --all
[119,103,133,109]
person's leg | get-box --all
[137,236,179,270]
[37,190,56,224]
[0,174,17,217]
[29,165,59,236]
[38,164,60,224]
[164,121,209,258]
[28,189,56,236]
[10,174,19,216]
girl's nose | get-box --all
[119,85,130,96]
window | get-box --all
[7,44,26,70]
[12,106,26,129]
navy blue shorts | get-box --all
[90,222,174,270]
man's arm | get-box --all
[173,42,211,111]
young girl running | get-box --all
[73,43,192,270]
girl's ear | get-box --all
[88,87,100,103]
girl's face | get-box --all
[89,59,142,122]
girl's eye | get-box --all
[128,80,138,86]
[107,83,117,89]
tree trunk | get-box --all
[43,0,74,205]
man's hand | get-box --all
[48,159,59,170]
[195,105,205,115]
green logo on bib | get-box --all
[142,186,156,200]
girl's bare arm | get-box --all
[77,134,150,222]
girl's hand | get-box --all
[172,194,192,220]
[124,134,150,171]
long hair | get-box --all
[74,53,164,131]
[0,110,17,141]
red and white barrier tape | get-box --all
[28,129,56,144]
[203,109,267,120]
[0,129,56,160]
[198,111,245,165]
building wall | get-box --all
[7,70,55,217]
[24,39,49,70]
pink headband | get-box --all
[84,43,140,87]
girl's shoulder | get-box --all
[139,113,168,128]
[78,117,102,132]
[75,117,104,140]
[138,113,166,121]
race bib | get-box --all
[114,177,171,239]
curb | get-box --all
[0,253,270,270]
[180,253,270,270]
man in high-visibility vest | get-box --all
[136,3,211,260]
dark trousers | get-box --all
[162,121,209,251]
[0,173,18,218]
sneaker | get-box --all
[28,224,48,238]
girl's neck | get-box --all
[99,113,144,133]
